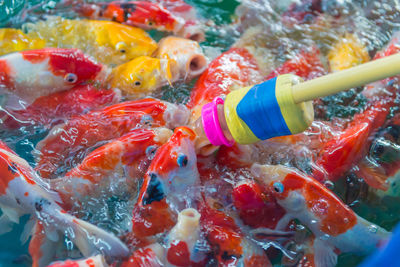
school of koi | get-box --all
[0,0,400,266]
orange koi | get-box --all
[35,98,189,178]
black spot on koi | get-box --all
[142,173,165,205]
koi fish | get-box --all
[131,127,199,239]
[199,199,272,266]
[1,84,120,129]
[327,33,370,72]
[152,0,205,41]
[76,1,184,33]
[24,16,157,65]
[51,128,172,211]
[266,47,326,81]
[0,28,45,56]
[109,56,179,98]
[120,243,164,267]
[232,180,286,230]
[156,36,208,80]
[164,208,207,266]
[251,163,390,267]
[35,98,189,178]
[0,141,129,266]
[47,254,108,267]
[313,32,400,183]
[0,48,107,110]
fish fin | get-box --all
[29,221,57,267]
[21,217,36,244]
[0,213,13,235]
[0,205,21,223]
[313,238,337,267]
[64,215,129,258]
[275,213,294,231]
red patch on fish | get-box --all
[21,48,103,83]
[131,199,176,238]
[267,47,325,81]
[280,172,357,236]
[233,181,286,229]
[0,59,13,89]
[167,241,191,266]
[121,247,161,267]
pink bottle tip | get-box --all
[201,97,234,147]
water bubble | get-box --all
[369,224,378,233]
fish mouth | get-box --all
[186,53,208,78]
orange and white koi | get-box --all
[0,141,129,266]
[35,98,189,178]
[77,1,184,33]
[251,163,390,267]
[131,127,199,239]
[51,128,172,211]
[47,254,108,267]
[1,84,120,129]
[0,48,106,110]
[156,36,208,80]
[199,199,272,266]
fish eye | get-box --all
[134,81,142,87]
[273,182,284,193]
[147,21,154,26]
[146,145,157,156]
[64,73,78,84]
[116,42,127,53]
[177,154,188,167]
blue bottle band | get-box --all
[236,77,291,140]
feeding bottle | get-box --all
[198,52,400,147]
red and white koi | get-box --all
[199,199,272,266]
[1,84,120,129]
[0,141,129,266]
[131,127,200,239]
[120,243,164,267]
[51,128,172,211]
[47,254,108,267]
[156,36,208,80]
[77,1,184,33]
[152,0,205,41]
[251,163,390,267]
[0,48,107,110]
[35,98,189,178]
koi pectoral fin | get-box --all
[0,213,13,235]
[314,238,338,267]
